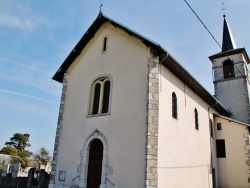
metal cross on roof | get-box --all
[220,2,227,16]
[99,4,103,13]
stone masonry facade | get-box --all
[244,131,250,183]
[145,53,159,188]
[49,73,68,186]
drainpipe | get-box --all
[159,53,169,64]
[207,101,218,188]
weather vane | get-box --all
[99,4,103,13]
[220,2,227,17]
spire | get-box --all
[222,15,237,52]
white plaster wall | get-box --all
[158,65,216,188]
[214,117,249,188]
[54,23,149,187]
[211,125,219,187]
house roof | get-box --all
[52,13,165,82]
[214,113,250,127]
[209,48,250,64]
[52,12,230,116]
[161,54,230,116]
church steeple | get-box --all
[222,15,237,52]
[209,14,250,124]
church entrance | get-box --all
[87,139,103,188]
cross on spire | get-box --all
[220,2,227,16]
[99,4,103,13]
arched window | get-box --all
[90,77,111,115]
[195,108,199,130]
[223,59,235,79]
[172,92,177,119]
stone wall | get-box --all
[244,131,250,183]
[50,73,68,185]
[145,53,159,188]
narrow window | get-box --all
[223,59,235,79]
[210,119,214,138]
[92,83,101,115]
[217,123,222,130]
[103,37,107,52]
[195,108,199,130]
[216,139,226,158]
[90,77,111,115]
[172,92,177,119]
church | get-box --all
[49,12,250,188]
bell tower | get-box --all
[209,15,250,124]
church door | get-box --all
[87,139,103,188]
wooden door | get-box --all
[87,139,103,188]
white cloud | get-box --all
[0,13,36,31]
[0,2,51,31]
[0,14,23,28]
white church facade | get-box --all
[49,13,250,188]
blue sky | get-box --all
[0,0,249,154]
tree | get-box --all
[18,150,32,158]
[1,133,32,169]
[33,147,51,170]
[0,146,18,156]
[0,146,32,169]
[10,156,29,169]
[5,133,31,151]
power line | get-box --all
[183,0,222,49]
[183,1,250,87]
